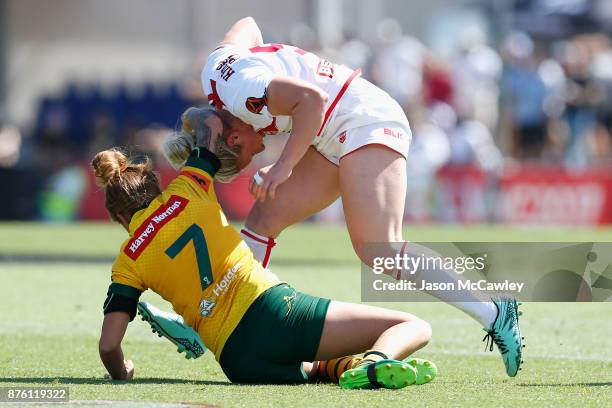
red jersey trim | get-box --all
[208,79,225,109]
[316,69,362,136]
[124,195,189,261]
[249,44,284,53]
[180,170,211,193]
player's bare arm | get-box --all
[251,77,329,201]
[218,16,263,49]
[163,107,231,170]
[181,107,225,151]
[99,312,134,380]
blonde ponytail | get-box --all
[162,107,242,183]
[161,131,195,170]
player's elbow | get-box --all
[301,88,328,114]
[98,338,120,356]
[242,16,257,25]
[239,16,261,37]
[315,88,329,107]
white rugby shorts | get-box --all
[312,76,412,165]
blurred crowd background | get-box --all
[2,0,612,224]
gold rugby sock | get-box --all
[316,355,363,383]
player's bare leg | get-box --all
[310,301,435,389]
[338,145,405,261]
[243,147,339,265]
[339,144,523,376]
[314,301,431,360]
[339,145,491,320]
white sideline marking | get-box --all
[48,401,207,408]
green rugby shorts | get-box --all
[219,283,331,384]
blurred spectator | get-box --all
[452,28,503,130]
[8,8,612,223]
[405,108,450,222]
[39,162,87,222]
[0,125,22,168]
[501,31,549,159]
[337,33,371,73]
[559,39,608,166]
[422,57,454,107]
[369,19,425,111]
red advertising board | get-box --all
[436,164,489,223]
[497,164,612,225]
[79,166,256,221]
[79,162,612,225]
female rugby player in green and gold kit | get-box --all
[95,108,437,389]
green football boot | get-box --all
[339,359,417,390]
[137,301,206,360]
[483,295,524,377]
[404,357,438,385]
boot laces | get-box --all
[483,329,508,354]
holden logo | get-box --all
[199,297,217,317]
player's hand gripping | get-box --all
[104,359,134,381]
[250,162,292,202]
[123,359,135,380]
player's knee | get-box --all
[398,313,432,346]
[394,315,431,349]
[350,238,372,266]
[246,202,288,237]
[351,239,396,268]
[418,320,433,346]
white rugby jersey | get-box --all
[201,43,361,137]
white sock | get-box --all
[240,227,276,268]
[452,301,498,330]
[397,242,498,329]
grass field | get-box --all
[0,222,611,407]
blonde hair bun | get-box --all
[91,149,128,188]
[90,148,160,223]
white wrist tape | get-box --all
[253,172,264,185]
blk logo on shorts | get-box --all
[384,128,403,139]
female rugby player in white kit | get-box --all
[161,17,523,377]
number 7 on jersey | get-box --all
[165,224,213,290]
